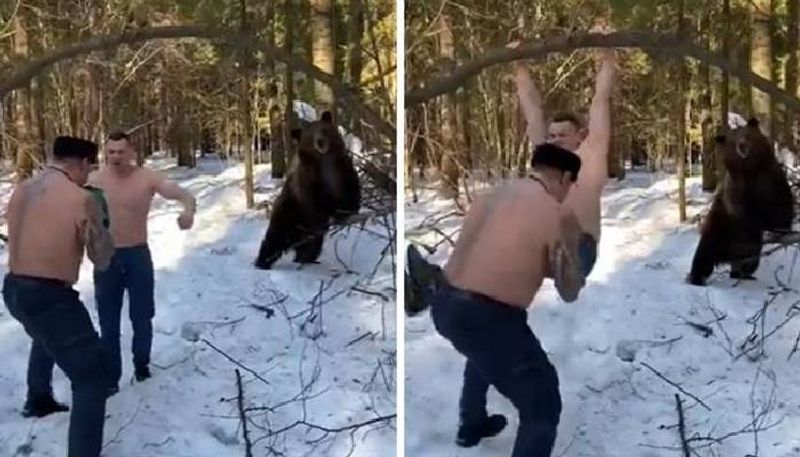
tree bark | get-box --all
[438,14,460,198]
[719,0,731,185]
[276,0,294,179]
[786,0,799,150]
[676,0,688,223]
[240,0,255,209]
[750,0,772,133]
[701,3,716,191]
[348,0,363,88]
[311,0,335,109]
[12,14,34,180]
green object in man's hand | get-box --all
[84,185,110,229]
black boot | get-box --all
[134,365,151,382]
[456,414,508,447]
[21,396,69,418]
[405,244,445,316]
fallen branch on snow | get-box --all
[236,369,254,457]
[640,362,711,411]
[674,394,690,457]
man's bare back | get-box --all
[8,170,107,284]
[89,167,165,248]
[445,179,561,308]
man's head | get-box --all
[547,112,586,151]
[52,136,98,186]
[531,142,582,202]
[106,129,135,169]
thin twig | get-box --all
[640,362,711,411]
[201,339,271,385]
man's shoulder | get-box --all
[138,166,167,184]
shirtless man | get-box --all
[512,27,616,275]
[425,143,585,457]
[3,136,114,457]
[88,130,196,390]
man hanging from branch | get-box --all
[405,22,618,456]
[511,22,617,276]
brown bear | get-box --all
[688,118,794,286]
[254,111,361,269]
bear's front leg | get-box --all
[688,232,720,286]
[729,231,762,280]
[255,204,297,269]
[294,232,325,264]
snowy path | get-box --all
[405,172,800,457]
[0,156,396,457]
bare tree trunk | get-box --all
[750,0,771,132]
[240,0,255,209]
[311,0,334,109]
[12,15,34,180]
[676,0,687,222]
[786,0,799,150]
[348,0,363,87]
[275,0,293,179]
[348,0,363,136]
[175,101,193,168]
[438,14,460,198]
[609,109,624,179]
[701,4,716,191]
[718,0,731,184]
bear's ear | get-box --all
[320,111,333,123]
[747,117,760,128]
[714,134,726,144]
[290,128,302,141]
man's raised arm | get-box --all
[585,32,617,150]
[509,41,547,146]
[514,64,548,145]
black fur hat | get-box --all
[531,142,581,181]
[53,136,98,164]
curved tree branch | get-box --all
[0,25,394,144]
[406,30,800,115]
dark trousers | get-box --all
[3,274,108,457]
[94,244,155,384]
[431,284,562,457]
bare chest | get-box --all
[100,176,155,214]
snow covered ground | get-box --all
[405,172,800,457]
[0,155,396,457]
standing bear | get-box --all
[688,118,795,286]
[255,111,361,269]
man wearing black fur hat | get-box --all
[3,136,115,457]
[418,143,586,457]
